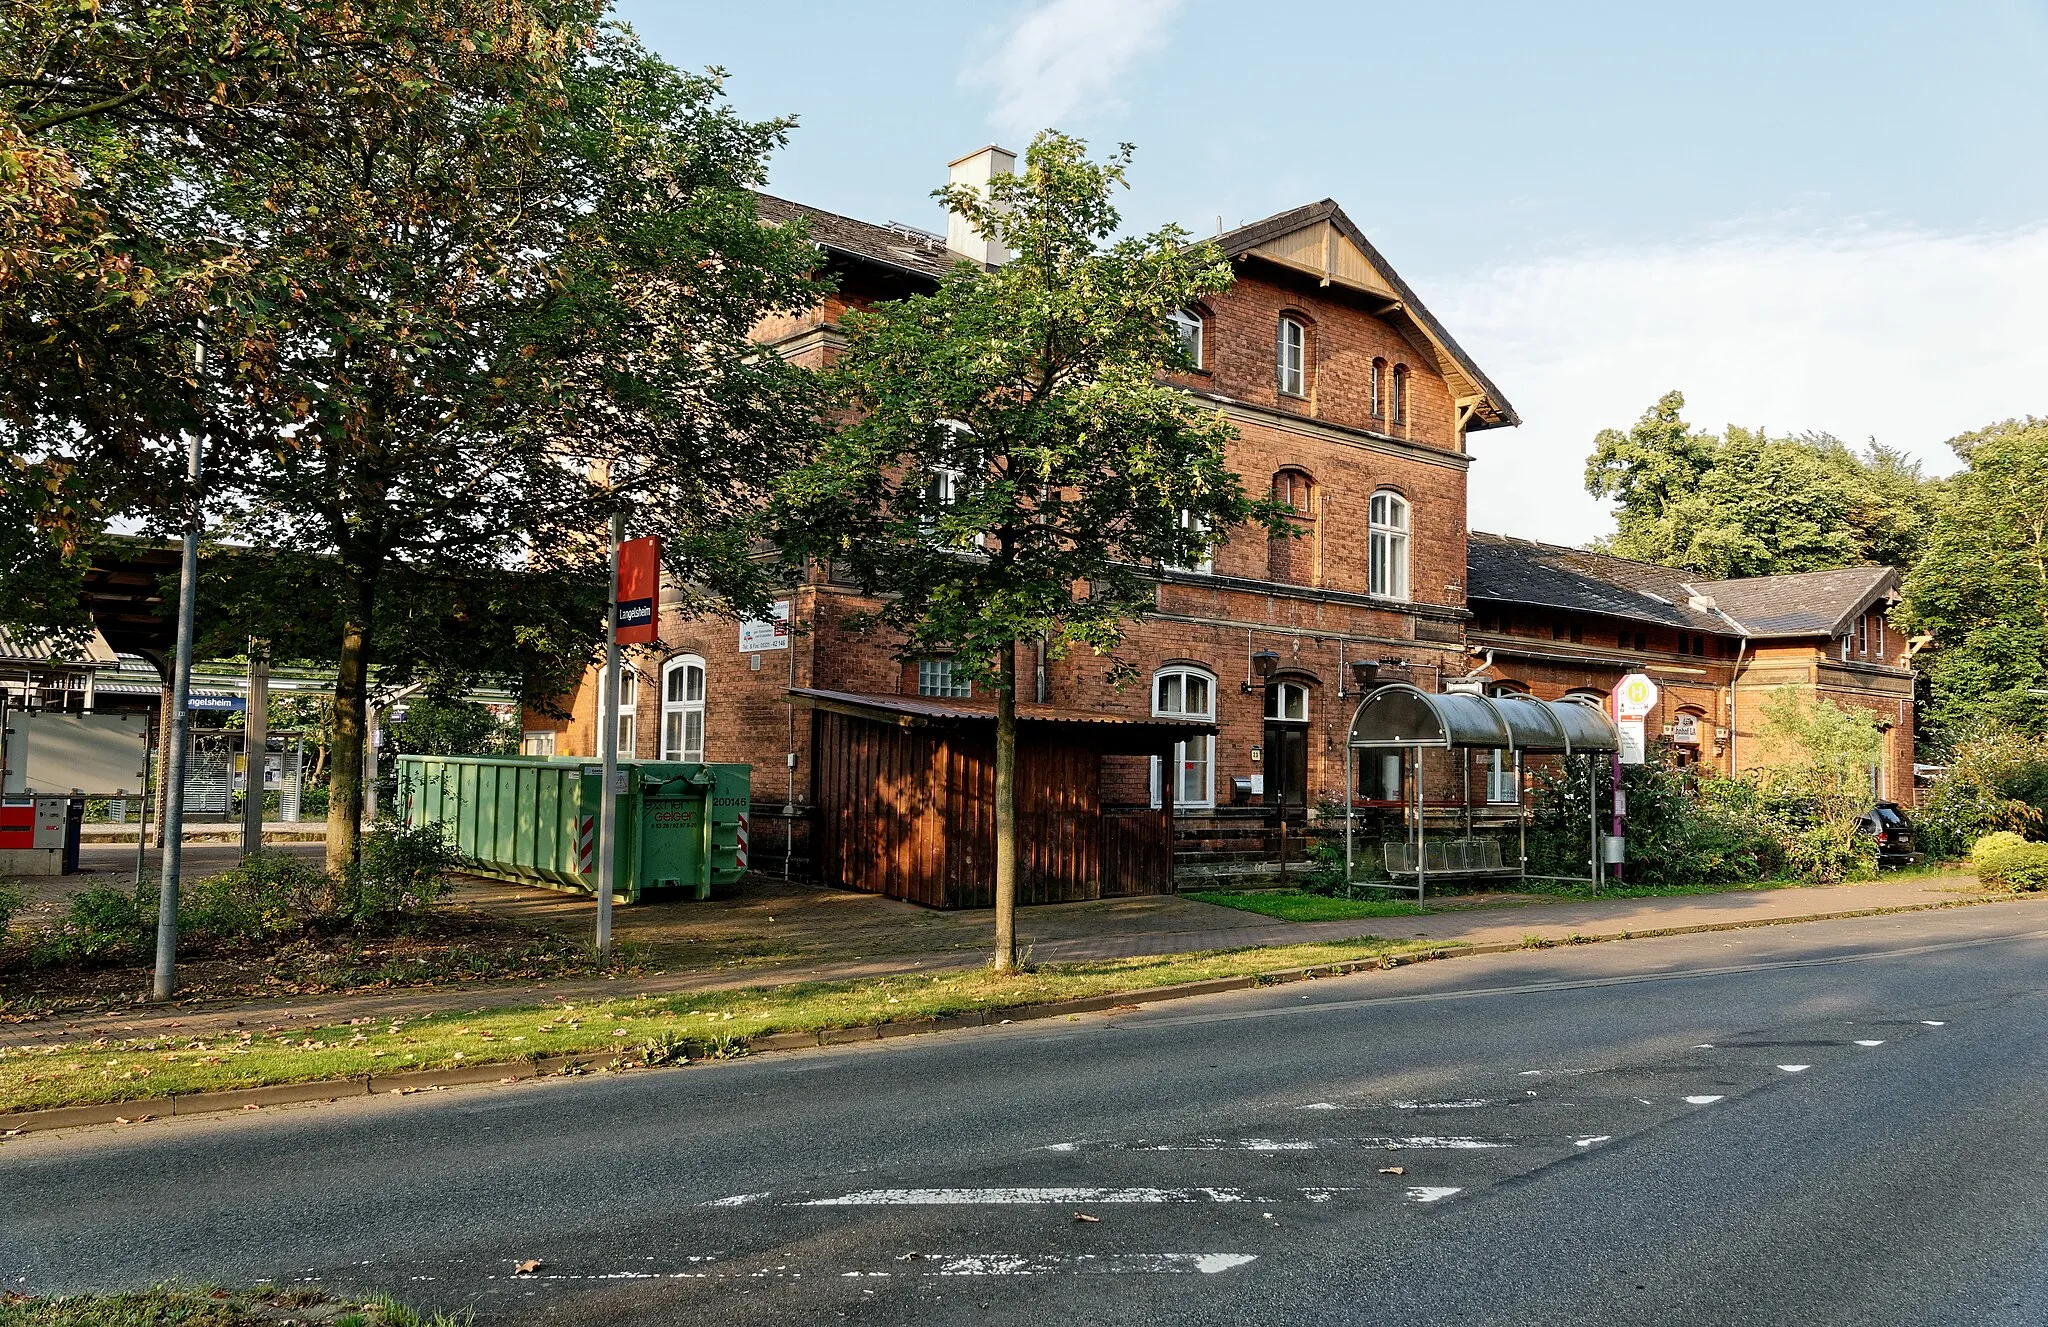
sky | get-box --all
[616,0,2048,545]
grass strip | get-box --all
[1185,889,1426,922]
[0,936,1420,1115]
[0,1283,470,1326]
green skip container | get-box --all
[395,754,752,902]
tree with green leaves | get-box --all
[775,133,1287,969]
[1584,391,1936,578]
[1897,417,2048,746]
[4,4,827,872]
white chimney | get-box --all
[945,145,1016,268]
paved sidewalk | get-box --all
[3,873,2025,1052]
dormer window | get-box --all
[1168,308,1204,369]
[1276,316,1306,397]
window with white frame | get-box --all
[1276,316,1306,397]
[1168,508,1213,575]
[660,655,706,762]
[1369,490,1410,600]
[520,731,557,757]
[1264,681,1309,722]
[1151,667,1215,809]
[1370,358,1387,418]
[917,658,972,698]
[612,666,638,758]
[1168,308,1204,368]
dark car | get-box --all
[1856,802,1922,867]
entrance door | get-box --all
[1263,679,1312,813]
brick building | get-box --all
[525,147,1916,889]
[1465,536,1915,802]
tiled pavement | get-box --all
[4,860,2025,1051]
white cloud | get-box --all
[967,0,1182,140]
[1440,222,2048,547]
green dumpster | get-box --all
[395,754,751,902]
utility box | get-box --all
[395,754,751,903]
[0,794,85,876]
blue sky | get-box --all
[619,0,2048,544]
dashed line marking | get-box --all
[1922,1020,1947,1026]
[1574,1135,1612,1147]
[1405,1186,1462,1204]
[1778,1064,1810,1073]
[1854,1040,1885,1046]
[703,1192,770,1208]
[914,1253,1259,1276]
[1683,1095,1725,1105]
[799,1187,1248,1206]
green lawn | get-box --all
[0,935,1428,1114]
[1185,889,1425,922]
[0,1285,468,1326]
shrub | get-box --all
[337,821,457,928]
[183,851,333,943]
[1915,728,2048,859]
[1525,756,1785,888]
[1972,831,2048,890]
[36,883,151,965]
[0,878,23,935]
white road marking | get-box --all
[704,1192,770,1207]
[1854,1039,1885,1046]
[917,1253,1258,1276]
[1392,1099,1491,1110]
[1041,1142,1079,1151]
[1118,1136,1506,1152]
[1574,1135,1612,1147]
[1693,1043,1715,1049]
[1405,1186,1462,1203]
[1519,1070,1544,1076]
[1778,1064,1810,1073]
[1297,1102,1339,1110]
[1922,1020,1946,1026]
[1684,1094,1725,1105]
[800,1187,1247,1206]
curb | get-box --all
[2,890,2032,1137]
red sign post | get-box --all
[615,536,661,645]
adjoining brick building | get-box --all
[524,147,1916,892]
[1465,535,1916,802]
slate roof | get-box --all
[1693,566,1899,640]
[754,192,960,284]
[1466,535,1902,641]
[1465,533,1731,632]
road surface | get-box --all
[9,906,2048,1324]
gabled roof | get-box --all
[1217,200,1519,431]
[755,192,960,284]
[1466,533,1732,632]
[1693,566,1899,640]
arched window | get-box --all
[1369,490,1410,600]
[1390,364,1409,426]
[1276,316,1307,397]
[612,666,639,759]
[1272,468,1315,514]
[660,655,706,762]
[1167,308,1204,369]
[1370,358,1387,419]
[1151,667,1215,809]
[1264,681,1309,722]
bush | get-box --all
[337,821,458,928]
[1916,729,2048,859]
[0,878,23,935]
[1973,831,2048,890]
[36,883,152,965]
[1525,757,1786,888]
[183,851,333,943]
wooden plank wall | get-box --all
[812,710,1167,908]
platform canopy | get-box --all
[1346,683,1617,754]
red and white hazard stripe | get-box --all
[576,814,596,875]
[734,811,749,872]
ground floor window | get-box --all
[661,656,706,762]
[917,658,972,698]
[520,731,557,757]
[1151,667,1216,809]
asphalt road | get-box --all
[9,906,2048,1325]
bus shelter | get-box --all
[1344,684,1619,899]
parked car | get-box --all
[1856,802,1922,867]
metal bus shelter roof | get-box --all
[1346,683,1618,755]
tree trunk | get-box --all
[326,575,375,874]
[993,639,1019,971]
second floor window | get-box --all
[1370,358,1387,418]
[1168,308,1204,368]
[1369,490,1410,600]
[1391,364,1408,426]
[1276,316,1306,397]
[1168,508,1213,575]
[917,658,972,698]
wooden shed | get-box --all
[792,688,1212,909]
